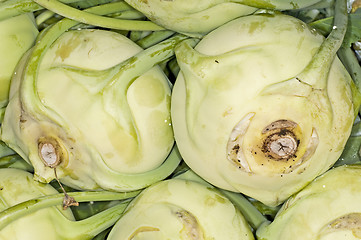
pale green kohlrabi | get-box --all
[0,13,38,119]
[0,168,138,240]
[256,164,361,240]
[0,10,185,191]
[124,0,323,36]
[171,0,361,207]
[106,177,254,240]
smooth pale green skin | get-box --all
[256,165,361,240]
[171,13,359,206]
[0,13,38,109]
[107,178,254,240]
[124,0,257,36]
[124,0,322,36]
[0,168,75,240]
[1,29,174,190]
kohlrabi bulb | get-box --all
[256,164,361,240]
[124,0,323,36]
[107,178,254,240]
[0,13,38,114]
[171,9,360,206]
[1,24,181,191]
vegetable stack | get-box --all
[0,0,360,239]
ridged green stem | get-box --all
[35,10,56,25]
[219,190,269,231]
[136,30,176,49]
[0,141,15,158]
[91,144,183,191]
[0,107,5,124]
[60,200,131,239]
[0,0,84,20]
[300,0,348,89]
[0,190,139,230]
[230,0,322,10]
[33,0,165,31]
[337,45,361,96]
[0,155,33,171]
[334,120,361,166]
[101,34,189,90]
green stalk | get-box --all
[0,107,5,123]
[0,155,33,171]
[334,120,361,166]
[60,200,131,239]
[33,0,165,31]
[219,190,269,231]
[0,155,19,167]
[337,45,361,95]
[300,0,348,89]
[35,10,56,25]
[0,190,139,230]
[167,58,181,81]
[0,141,15,158]
[67,0,116,9]
[91,144,183,191]
[92,229,111,240]
[101,34,189,89]
[110,9,145,20]
[129,30,149,42]
[261,0,348,96]
[0,0,86,20]
[136,30,176,49]
[229,0,322,10]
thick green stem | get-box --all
[334,120,361,166]
[0,155,33,171]
[0,0,86,20]
[61,200,131,239]
[110,9,145,20]
[300,0,348,89]
[219,190,269,231]
[0,107,5,124]
[91,144,183,191]
[102,34,189,90]
[0,141,15,158]
[33,0,165,31]
[0,190,140,230]
[35,10,56,25]
[136,30,176,49]
[229,0,322,10]
[168,58,181,80]
[337,45,361,95]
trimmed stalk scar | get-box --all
[38,138,78,209]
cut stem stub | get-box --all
[38,137,63,168]
[38,137,78,209]
[261,120,299,161]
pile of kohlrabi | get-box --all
[0,0,361,239]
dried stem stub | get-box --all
[38,137,78,209]
[261,120,299,161]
